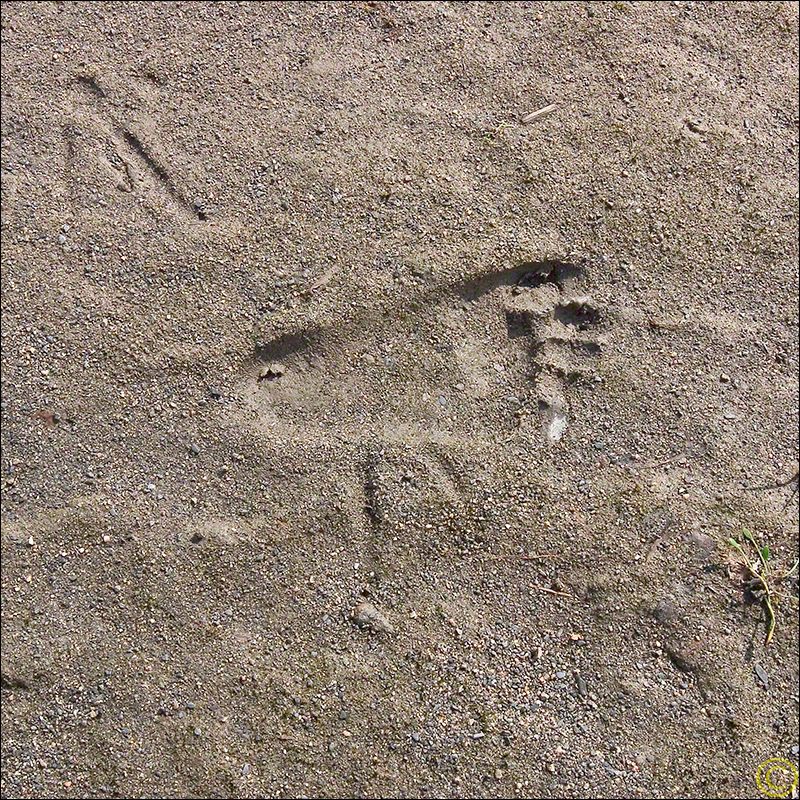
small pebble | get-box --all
[259,363,285,381]
[351,601,392,634]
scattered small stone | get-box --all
[575,673,587,696]
[719,373,730,382]
[208,386,222,399]
[652,598,677,624]
[190,533,204,544]
[754,664,769,689]
[556,671,567,680]
[351,601,392,634]
[258,363,285,382]
[194,727,202,736]
[189,443,200,456]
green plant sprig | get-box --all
[729,529,779,646]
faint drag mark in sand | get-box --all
[61,66,206,222]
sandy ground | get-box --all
[1,2,799,798]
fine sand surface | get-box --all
[1,2,798,798]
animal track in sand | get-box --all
[239,258,604,448]
[235,258,606,571]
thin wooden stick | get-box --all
[482,554,561,562]
[532,585,572,598]
[521,104,557,124]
